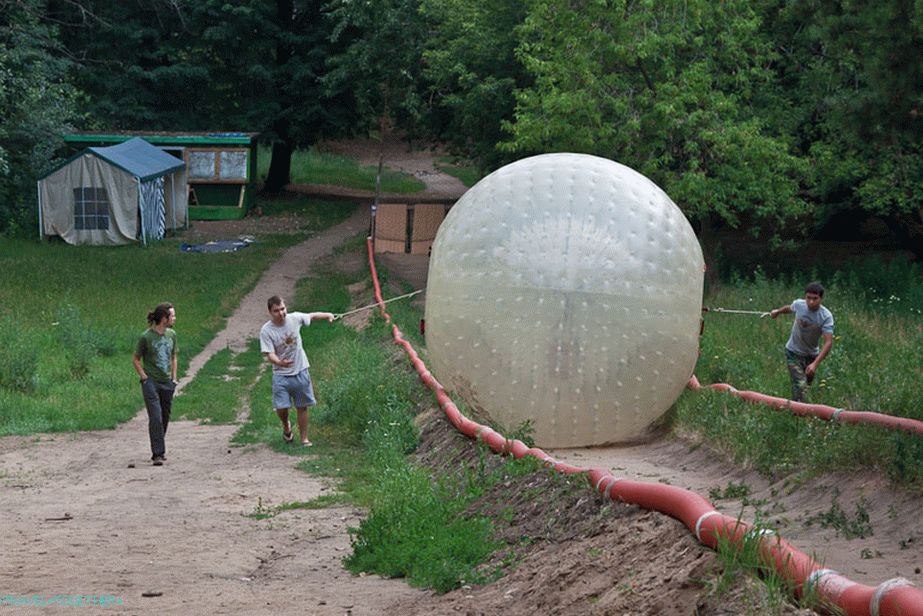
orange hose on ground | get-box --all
[686,377,923,435]
[366,239,923,615]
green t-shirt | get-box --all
[135,328,178,383]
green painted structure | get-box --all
[63,132,259,220]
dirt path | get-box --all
[181,207,368,382]
[318,134,468,199]
[0,208,427,615]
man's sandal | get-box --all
[283,430,294,443]
[302,440,313,447]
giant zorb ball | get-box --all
[425,153,704,447]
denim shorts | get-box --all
[271,369,316,410]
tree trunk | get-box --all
[263,138,292,193]
[696,214,722,294]
[262,0,295,194]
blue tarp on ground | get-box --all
[179,239,254,253]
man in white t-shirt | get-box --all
[769,282,835,402]
[259,295,335,446]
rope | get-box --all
[333,289,423,320]
[703,307,770,317]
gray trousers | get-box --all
[142,379,175,458]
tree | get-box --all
[418,0,529,170]
[503,0,809,249]
[0,0,80,235]
[48,0,355,192]
[322,0,430,200]
[46,0,204,129]
[778,0,923,257]
[325,0,429,136]
[191,0,355,191]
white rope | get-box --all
[871,578,915,616]
[595,475,622,494]
[333,290,423,320]
[695,511,722,542]
[806,569,838,589]
[705,307,771,317]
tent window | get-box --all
[73,187,110,230]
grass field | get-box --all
[257,145,426,193]
[0,199,356,435]
[676,259,923,483]
[2,210,919,480]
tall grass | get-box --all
[257,145,425,193]
[676,257,923,483]
[0,200,356,436]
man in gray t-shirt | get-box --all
[260,295,335,446]
[769,282,834,402]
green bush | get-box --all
[0,318,38,393]
[344,463,498,592]
[55,303,119,378]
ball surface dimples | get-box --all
[424,153,704,447]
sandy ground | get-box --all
[2,141,920,616]
[548,440,923,586]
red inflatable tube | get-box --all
[365,240,923,616]
[687,377,923,435]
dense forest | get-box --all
[1,0,920,259]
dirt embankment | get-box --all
[388,408,818,616]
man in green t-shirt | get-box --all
[132,303,178,466]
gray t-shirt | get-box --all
[785,299,834,356]
[259,312,312,375]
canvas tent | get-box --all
[38,137,187,245]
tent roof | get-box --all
[88,137,185,181]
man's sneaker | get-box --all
[152,455,165,466]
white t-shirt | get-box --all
[785,299,834,356]
[259,312,312,375]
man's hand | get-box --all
[806,362,818,378]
